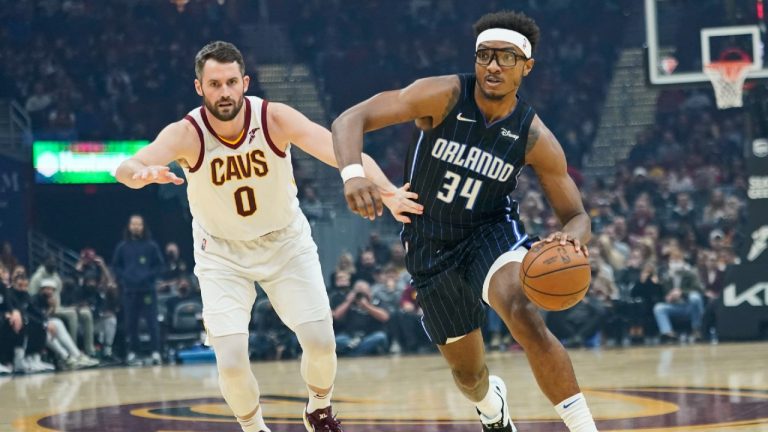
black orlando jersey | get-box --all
[403,73,535,245]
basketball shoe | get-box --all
[477,375,517,431]
[303,405,343,431]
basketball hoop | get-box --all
[704,49,755,109]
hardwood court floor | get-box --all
[3,342,768,431]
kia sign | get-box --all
[717,138,768,340]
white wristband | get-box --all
[340,164,365,183]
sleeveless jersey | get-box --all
[403,74,535,244]
[182,96,299,240]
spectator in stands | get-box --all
[33,280,98,369]
[371,265,405,353]
[250,298,299,360]
[299,184,325,223]
[75,247,113,288]
[654,247,705,341]
[80,275,120,360]
[330,280,389,356]
[30,255,94,356]
[112,214,164,365]
[0,265,24,374]
[158,242,188,295]
[366,232,391,266]
[58,278,96,358]
[1,241,19,273]
[29,255,63,296]
[354,249,379,285]
[25,82,53,127]
[329,253,356,290]
[8,275,56,372]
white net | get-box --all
[704,61,752,109]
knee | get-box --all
[451,365,487,393]
[79,309,93,321]
[296,319,336,356]
[653,303,667,314]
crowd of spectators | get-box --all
[0,0,260,141]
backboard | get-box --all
[645,0,768,85]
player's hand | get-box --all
[536,231,589,257]
[132,165,185,186]
[343,177,383,220]
[380,183,423,223]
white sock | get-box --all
[307,385,333,412]
[238,405,270,432]
[555,393,598,432]
[475,381,503,421]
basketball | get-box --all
[519,241,591,311]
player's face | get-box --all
[475,41,534,101]
[195,60,250,121]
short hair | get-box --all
[194,41,245,79]
[473,11,541,56]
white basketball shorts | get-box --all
[192,213,330,338]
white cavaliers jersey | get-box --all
[181,96,300,240]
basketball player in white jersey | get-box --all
[116,41,422,432]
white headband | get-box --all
[476,28,532,58]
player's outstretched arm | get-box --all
[266,102,423,222]
[526,115,591,255]
[115,121,198,189]
[331,76,461,220]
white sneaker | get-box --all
[150,351,162,365]
[477,376,517,431]
[0,363,12,374]
[30,354,55,372]
[75,355,100,368]
[125,352,141,366]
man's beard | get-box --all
[204,95,244,121]
[478,84,508,101]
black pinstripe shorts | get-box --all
[404,219,534,345]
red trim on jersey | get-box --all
[200,97,252,149]
[261,100,286,158]
[183,115,205,173]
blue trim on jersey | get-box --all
[510,219,522,241]
[420,316,433,343]
[408,131,425,183]
[510,234,529,251]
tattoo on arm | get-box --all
[437,84,461,125]
[525,123,541,155]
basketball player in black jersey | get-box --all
[332,11,599,432]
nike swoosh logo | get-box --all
[457,113,476,122]
[563,398,581,409]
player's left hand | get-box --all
[536,231,589,257]
[344,177,383,220]
[380,183,423,223]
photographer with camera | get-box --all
[330,278,389,356]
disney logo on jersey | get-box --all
[500,128,519,140]
[211,149,269,186]
[431,138,516,182]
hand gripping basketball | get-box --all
[520,238,591,311]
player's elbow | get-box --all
[332,106,364,135]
